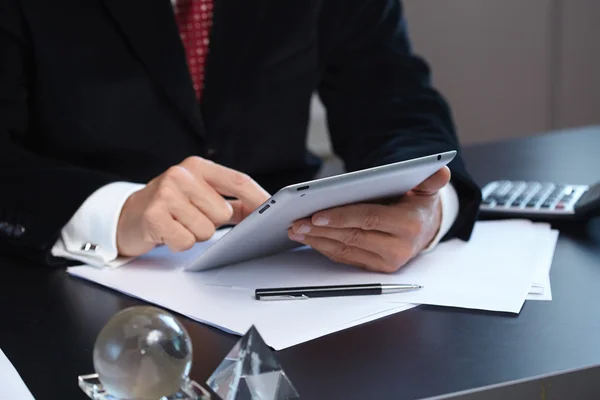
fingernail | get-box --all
[314,216,329,226]
[297,224,311,234]
[291,234,305,241]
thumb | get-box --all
[410,166,451,196]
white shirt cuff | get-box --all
[422,182,460,253]
[51,182,145,267]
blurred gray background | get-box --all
[307,0,600,158]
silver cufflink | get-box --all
[81,243,100,252]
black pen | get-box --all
[254,283,423,301]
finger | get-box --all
[158,166,234,226]
[289,232,402,273]
[181,157,270,210]
[290,223,414,267]
[310,203,401,234]
[291,217,312,227]
[160,219,197,253]
[185,179,234,226]
[411,166,451,195]
[168,198,217,242]
[226,199,254,225]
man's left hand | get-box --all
[288,167,451,273]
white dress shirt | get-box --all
[51,182,145,267]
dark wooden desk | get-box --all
[3,126,600,400]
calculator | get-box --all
[479,180,600,220]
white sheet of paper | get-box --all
[330,303,418,332]
[0,348,35,400]
[68,249,416,350]
[526,288,552,301]
[530,226,557,286]
[529,285,544,295]
[67,219,559,350]
[206,220,552,313]
[525,228,558,301]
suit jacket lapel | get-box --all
[201,0,270,128]
[103,0,205,137]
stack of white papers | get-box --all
[68,220,558,350]
[526,224,558,301]
[0,348,35,399]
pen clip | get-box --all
[257,294,309,301]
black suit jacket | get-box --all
[0,0,481,265]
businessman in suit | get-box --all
[0,0,481,271]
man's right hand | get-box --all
[116,157,270,257]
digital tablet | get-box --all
[185,150,456,271]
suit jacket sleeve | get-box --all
[317,0,481,242]
[0,0,123,265]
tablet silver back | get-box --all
[186,151,456,271]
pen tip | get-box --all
[417,285,424,288]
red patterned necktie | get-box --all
[174,0,214,100]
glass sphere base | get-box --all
[77,306,299,400]
[78,373,213,400]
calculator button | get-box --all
[526,198,540,207]
[541,201,554,208]
[546,187,564,201]
[493,182,513,197]
[556,202,566,210]
[512,196,527,207]
[557,191,572,203]
[488,194,511,204]
[541,185,556,196]
[482,198,495,206]
[522,188,536,198]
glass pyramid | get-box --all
[206,326,300,400]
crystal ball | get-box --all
[93,306,193,399]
